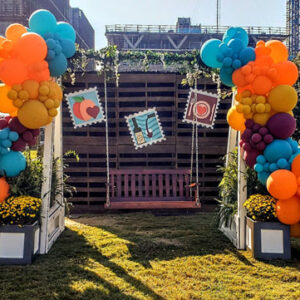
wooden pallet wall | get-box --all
[62,72,231,212]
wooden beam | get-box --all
[123,35,135,49]
[133,34,144,49]
[106,201,200,209]
[177,35,188,49]
[167,35,178,49]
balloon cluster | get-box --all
[0,10,75,186]
[201,27,255,87]
[201,28,300,228]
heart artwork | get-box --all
[86,106,100,118]
[196,103,208,116]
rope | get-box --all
[104,72,110,207]
[194,78,200,206]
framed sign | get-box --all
[125,108,165,149]
[65,87,105,128]
[183,89,219,128]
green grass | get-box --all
[1,212,300,300]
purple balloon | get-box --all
[252,133,262,143]
[256,141,266,151]
[264,134,274,144]
[259,127,268,136]
[252,124,260,132]
[243,142,252,152]
[267,113,296,139]
[244,149,260,168]
[245,119,254,129]
[242,129,252,140]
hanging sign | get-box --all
[183,89,219,128]
[126,108,165,149]
[66,87,105,128]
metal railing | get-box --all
[106,24,288,36]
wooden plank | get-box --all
[124,174,129,197]
[110,169,190,175]
[111,196,193,201]
[185,174,189,197]
[131,174,136,197]
[165,174,170,197]
[106,201,200,209]
[158,174,163,197]
[117,174,122,198]
[138,174,143,197]
[111,174,115,197]
[172,174,177,197]
[145,174,149,197]
[178,174,184,197]
[152,174,156,197]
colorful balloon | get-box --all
[267,113,296,139]
[0,177,9,203]
[265,40,288,64]
[276,196,300,225]
[0,150,26,177]
[290,222,300,238]
[266,170,297,200]
[5,23,27,42]
[28,9,57,36]
[227,106,246,131]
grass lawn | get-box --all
[0,212,300,300]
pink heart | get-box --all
[86,106,100,118]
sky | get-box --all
[70,0,286,49]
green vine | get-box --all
[67,45,219,88]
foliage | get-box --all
[7,151,43,199]
[216,148,268,227]
[244,194,277,222]
[0,195,41,226]
[68,45,218,88]
[1,212,300,299]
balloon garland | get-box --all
[201,27,300,228]
[0,10,75,192]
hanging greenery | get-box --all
[67,45,219,88]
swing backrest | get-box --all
[109,169,193,201]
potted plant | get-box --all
[244,194,291,260]
[0,195,41,264]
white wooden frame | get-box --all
[220,91,247,250]
[39,105,65,254]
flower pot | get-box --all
[246,217,291,260]
[0,221,40,265]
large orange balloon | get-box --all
[265,40,288,64]
[267,170,297,200]
[275,61,299,86]
[232,68,248,87]
[290,222,300,238]
[5,23,27,42]
[276,196,300,225]
[0,83,17,116]
[0,58,27,85]
[227,107,246,131]
[252,75,273,95]
[292,154,300,178]
[15,33,47,64]
[0,177,9,203]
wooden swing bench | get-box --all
[105,169,200,210]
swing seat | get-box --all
[105,169,201,210]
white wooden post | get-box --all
[237,131,247,250]
[39,104,65,254]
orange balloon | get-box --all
[267,170,297,200]
[5,23,27,42]
[0,83,17,115]
[265,40,288,64]
[252,75,273,95]
[227,107,246,131]
[276,196,300,225]
[0,58,28,85]
[27,61,50,82]
[292,154,300,178]
[290,222,300,238]
[275,61,299,86]
[0,177,9,203]
[15,33,47,64]
[232,68,248,87]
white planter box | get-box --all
[0,222,40,265]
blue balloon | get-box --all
[0,151,26,177]
[61,39,76,58]
[55,22,76,42]
[228,38,244,53]
[232,59,241,70]
[48,53,68,77]
[29,9,57,36]
[223,57,232,67]
[256,155,266,164]
[254,163,263,173]
[200,39,223,68]
[223,27,249,47]
[264,140,292,163]
[257,172,269,185]
[239,47,256,65]
[269,163,278,173]
[220,66,234,87]
[277,158,289,169]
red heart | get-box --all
[86,106,100,118]
[196,104,207,116]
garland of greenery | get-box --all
[68,45,220,88]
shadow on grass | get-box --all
[0,228,164,300]
[75,212,254,268]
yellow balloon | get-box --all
[18,100,51,129]
[227,107,246,131]
[268,85,298,113]
[253,112,271,126]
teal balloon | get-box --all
[0,151,26,177]
[48,53,68,77]
[29,9,57,36]
[223,27,249,47]
[55,22,76,42]
[257,172,269,185]
[228,38,244,53]
[200,39,222,68]
[61,39,76,58]
[220,66,234,87]
[239,47,255,65]
[264,140,292,163]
